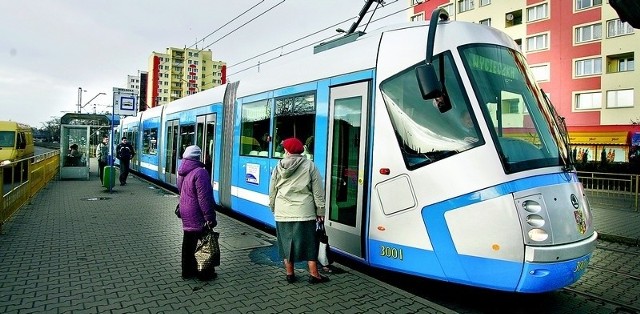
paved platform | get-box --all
[0,167,455,313]
[589,195,640,246]
[1,162,639,313]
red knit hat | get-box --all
[282,138,304,154]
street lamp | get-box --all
[77,87,87,113]
[79,92,106,113]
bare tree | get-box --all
[39,117,61,142]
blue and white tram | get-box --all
[118,10,596,293]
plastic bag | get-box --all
[316,222,331,266]
[195,228,220,271]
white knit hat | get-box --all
[182,145,202,160]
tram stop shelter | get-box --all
[59,113,115,180]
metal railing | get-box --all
[1,151,60,229]
[576,171,639,212]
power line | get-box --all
[153,0,410,98]
[227,33,342,77]
[228,14,359,69]
[200,0,286,52]
[187,0,266,49]
[224,0,410,78]
[155,1,274,69]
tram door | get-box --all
[165,119,179,184]
[130,127,139,171]
[196,114,216,183]
[325,81,370,258]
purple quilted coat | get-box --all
[177,158,217,232]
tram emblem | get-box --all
[570,194,579,209]
[570,194,586,234]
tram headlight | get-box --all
[528,228,549,242]
[522,200,541,213]
[526,214,545,228]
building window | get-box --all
[526,33,548,52]
[458,0,474,13]
[575,23,602,43]
[575,92,602,110]
[619,57,635,72]
[479,18,491,26]
[527,3,548,22]
[575,57,602,77]
[514,38,522,51]
[576,0,601,11]
[530,64,550,81]
[410,12,425,22]
[441,3,454,15]
[607,19,634,37]
[480,0,490,6]
[505,10,523,27]
[607,89,634,108]
[607,53,635,73]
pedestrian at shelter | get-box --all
[95,136,109,185]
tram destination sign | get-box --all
[112,87,137,117]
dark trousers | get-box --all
[119,159,130,184]
[98,160,107,183]
[182,231,203,277]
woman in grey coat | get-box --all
[269,137,329,284]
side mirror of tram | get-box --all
[415,64,440,99]
[415,64,452,113]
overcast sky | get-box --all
[0,0,412,128]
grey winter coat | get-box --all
[177,158,217,232]
[269,154,326,222]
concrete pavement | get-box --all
[0,161,638,313]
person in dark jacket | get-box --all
[269,137,329,284]
[177,145,218,280]
[115,136,135,186]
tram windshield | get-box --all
[380,44,569,173]
[460,44,568,173]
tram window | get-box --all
[273,93,316,159]
[113,130,120,147]
[143,128,158,155]
[240,99,271,156]
[179,124,195,159]
[380,52,482,169]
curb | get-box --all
[598,233,640,247]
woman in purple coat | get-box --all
[177,145,217,280]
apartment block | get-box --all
[147,47,226,107]
[412,0,639,162]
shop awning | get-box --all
[569,131,628,145]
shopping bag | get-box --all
[316,222,331,267]
[195,228,220,271]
